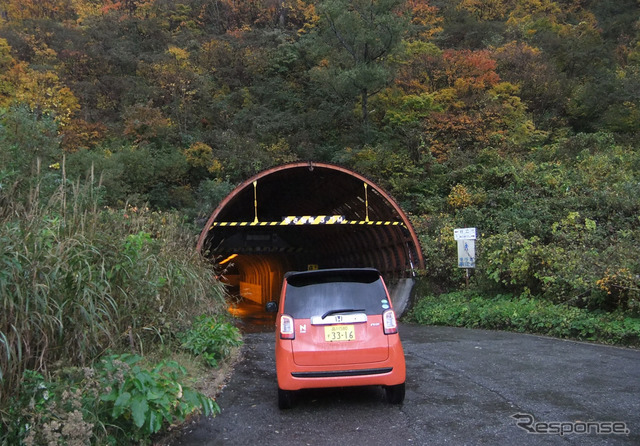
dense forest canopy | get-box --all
[0,0,639,308]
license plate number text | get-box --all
[325,325,356,342]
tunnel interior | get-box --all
[197,163,424,314]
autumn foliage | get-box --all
[0,0,638,311]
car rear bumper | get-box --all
[276,336,406,391]
[291,367,393,378]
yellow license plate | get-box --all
[325,325,356,342]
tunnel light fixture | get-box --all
[219,253,238,265]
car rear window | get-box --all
[283,269,389,318]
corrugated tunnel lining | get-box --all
[197,162,424,278]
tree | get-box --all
[122,103,173,144]
[494,41,566,128]
[0,105,60,178]
[61,118,106,152]
[0,0,76,22]
[308,0,408,132]
[137,45,202,134]
[11,68,80,127]
[101,0,149,16]
[457,0,515,21]
[0,38,16,106]
[0,37,80,127]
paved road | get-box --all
[168,324,639,445]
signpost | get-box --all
[457,239,475,268]
[454,228,477,287]
[454,228,477,241]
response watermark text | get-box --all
[511,413,630,436]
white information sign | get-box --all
[457,239,476,268]
[454,227,477,240]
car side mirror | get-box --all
[265,301,278,313]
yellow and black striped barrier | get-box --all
[209,215,405,230]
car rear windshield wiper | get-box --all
[321,308,366,319]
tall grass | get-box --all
[0,163,227,405]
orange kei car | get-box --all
[266,268,406,409]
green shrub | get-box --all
[479,212,640,311]
[483,231,545,294]
[409,291,640,346]
[410,135,640,314]
[178,316,243,368]
[97,354,218,443]
[413,213,466,291]
[1,355,218,445]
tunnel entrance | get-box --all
[196,162,424,323]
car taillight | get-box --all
[383,309,398,335]
[280,314,295,339]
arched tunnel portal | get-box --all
[196,162,425,320]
